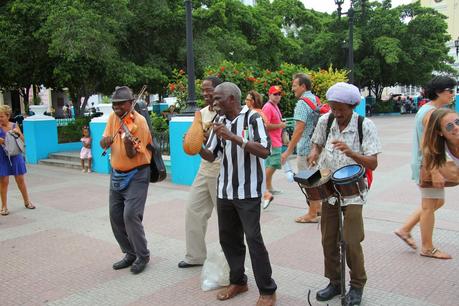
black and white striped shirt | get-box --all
[207,106,271,200]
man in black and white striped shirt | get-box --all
[200,82,277,306]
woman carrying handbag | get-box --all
[395,76,457,259]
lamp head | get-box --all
[335,0,345,5]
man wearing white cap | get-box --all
[308,82,382,305]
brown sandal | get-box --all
[24,202,36,209]
[216,284,248,301]
[295,215,319,223]
[420,248,452,260]
[394,230,417,250]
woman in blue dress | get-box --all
[0,105,35,216]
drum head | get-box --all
[332,164,364,184]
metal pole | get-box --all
[338,198,346,306]
[348,6,355,84]
[184,0,197,114]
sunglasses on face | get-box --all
[273,93,281,96]
[444,118,459,132]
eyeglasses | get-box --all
[444,118,459,132]
[443,88,454,94]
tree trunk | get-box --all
[80,95,90,116]
[19,86,30,113]
[70,92,80,117]
[32,85,38,105]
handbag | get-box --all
[419,161,459,188]
[281,129,290,145]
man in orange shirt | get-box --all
[100,86,153,274]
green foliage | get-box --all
[200,61,347,117]
[0,0,454,109]
[101,96,111,104]
[57,116,92,143]
[355,1,455,99]
[150,112,168,132]
[32,95,41,106]
[374,100,396,113]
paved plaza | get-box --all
[1,115,458,306]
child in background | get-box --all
[80,126,92,173]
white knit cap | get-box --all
[326,82,361,105]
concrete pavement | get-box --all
[1,115,458,306]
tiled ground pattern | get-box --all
[1,115,458,306]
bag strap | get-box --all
[325,113,335,141]
[300,96,319,111]
[326,113,364,146]
[357,115,364,145]
[268,101,282,120]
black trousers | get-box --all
[217,197,277,295]
[109,167,150,259]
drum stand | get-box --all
[335,195,347,306]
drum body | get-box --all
[331,164,367,198]
[299,173,335,201]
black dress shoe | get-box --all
[178,260,203,268]
[130,256,150,274]
[316,283,341,301]
[112,255,136,270]
[345,286,363,306]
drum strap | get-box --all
[325,114,373,188]
[325,113,363,145]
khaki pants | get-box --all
[321,202,367,288]
[184,171,218,264]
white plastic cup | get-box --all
[283,161,295,183]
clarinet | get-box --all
[205,114,223,149]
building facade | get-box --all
[419,0,459,72]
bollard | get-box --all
[23,115,57,164]
[89,108,112,174]
[169,116,201,185]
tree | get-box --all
[354,1,454,100]
[0,0,55,112]
[40,0,131,116]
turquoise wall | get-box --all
[356,97,366,117]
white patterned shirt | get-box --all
[311,112,382,205]
[293,91,318,156]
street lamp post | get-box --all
[335,0,365,85]
[455,36,459,58]
[183,0,197,114]
[348,6,355,84]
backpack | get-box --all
[325,114,373,188]
[301,96,331,138]
[2,124,25,157]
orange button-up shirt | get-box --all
[103,111,152,171]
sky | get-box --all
[301,0,414,13]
